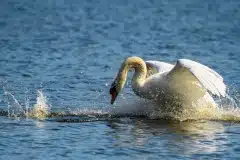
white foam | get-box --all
[30,89,50,119]
[2,88,240,122]
[106,92,240,122]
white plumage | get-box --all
[110,57,226,113]
[145,59,226,98]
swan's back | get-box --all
[145,61,174,77]
[141,59,226,110]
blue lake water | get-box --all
[0,0,240,159]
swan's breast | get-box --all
[140,73,169,99]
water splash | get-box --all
[24,89,30,117]
[108,89,240,122]
[29,89,50,119]
[4,90,26,117]
[2,86,240,122]
[3,88,50,119]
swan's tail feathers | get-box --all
[167,59,226,97]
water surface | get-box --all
[0,0,240,159]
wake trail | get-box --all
[1,88,240,123]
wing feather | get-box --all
[168,59,226,97]
[145,61,174,76]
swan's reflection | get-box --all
[106,118,226,155]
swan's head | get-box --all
[109,56,144,104]
[109,77,125,104]
[109,82,118,104]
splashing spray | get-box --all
[29,89,50,119]
[4,90,26,117]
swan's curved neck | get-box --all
[118,57,147,96]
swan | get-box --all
[109,56,226,113]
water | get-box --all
[0,0,240,159]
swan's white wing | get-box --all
[145,61,174,76]
[167,59,226,97]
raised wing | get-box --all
[145,61,174,77]
[167,59,226,97]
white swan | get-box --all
[109,56,226,113]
